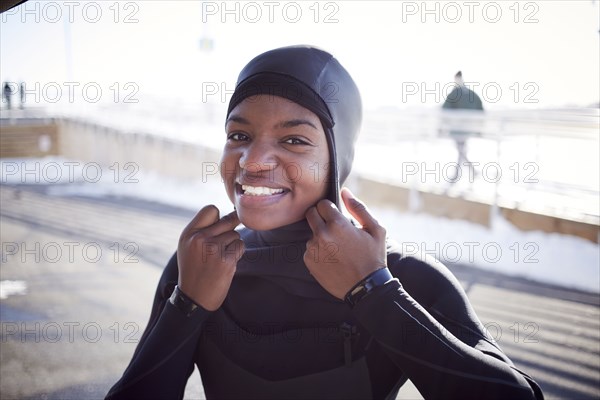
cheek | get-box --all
[314,151,331,193]
[281,163,305,185]
[219,151,237,191]
[293,157,330,196]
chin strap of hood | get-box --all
[226,45,362,206]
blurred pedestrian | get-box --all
[19,82,26,109]
[442,71,484,183]
[3,82,13,110]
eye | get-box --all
[227,132,249,142]
[283,137,309,145]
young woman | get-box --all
[106,46,544,400]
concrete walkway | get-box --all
[1,183,598,399]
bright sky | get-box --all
[1,0,599,110]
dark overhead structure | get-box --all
[1,0,28,14]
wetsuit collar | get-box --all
[248,219,313,247]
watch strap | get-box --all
[344,267,394,308]
[169,285,200,317]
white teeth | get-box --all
[242,185,285,196]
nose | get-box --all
[238,140,278,172]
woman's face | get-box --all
[221,95,330,231]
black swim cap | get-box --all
[226,45,362,205]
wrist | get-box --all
[344,267,394,308]
[169,285,201,317]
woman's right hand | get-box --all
[177,206,244,311]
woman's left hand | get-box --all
[304,188,388,300]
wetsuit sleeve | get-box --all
[105,252,211,400]
[353,254,544,400]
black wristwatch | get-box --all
[344,267,394,308]
[169,285,200,317]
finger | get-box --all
[184,205,220,233]
[341,188,382,237]
[212,229,241,248]
[224,239,245,262]
[305,206,326,235]
[204,210,240,237]
[314,199,346,224]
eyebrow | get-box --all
[226,115,250,125]
[277,119,318,130]
[226,114,318,131]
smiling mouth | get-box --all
[241,184,286,196]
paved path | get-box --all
[1,183,598,399]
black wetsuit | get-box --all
[106,46,543,399]
[106,220,543,400]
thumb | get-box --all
[341,188,381,237]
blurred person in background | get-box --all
[106,46,543,400]
[19,81,25,109]
[3,81,13,110]
[442,71,484,183]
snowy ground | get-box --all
[2,156,598,293]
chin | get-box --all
[238,210,302,231]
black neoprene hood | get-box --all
[226,45,363,205]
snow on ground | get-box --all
[354,133,599,224]
[372,205,599,294]
[2,157,598,293]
